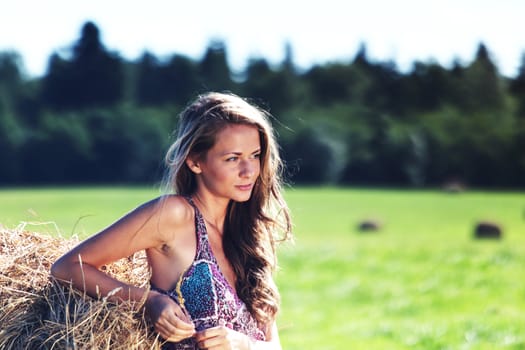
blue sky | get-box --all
[1,0,524,77]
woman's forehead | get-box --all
[212,124,261,152]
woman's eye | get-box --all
[226,156,238,162]
[253,153,261,159]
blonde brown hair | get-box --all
[163,92,292,326]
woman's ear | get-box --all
[186,157,202,174]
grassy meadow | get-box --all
[1,186,524,349]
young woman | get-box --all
[51,92,292,349]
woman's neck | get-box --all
[191,193,228,235]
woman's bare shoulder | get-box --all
[150,195,195,237]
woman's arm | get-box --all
[51,196,196,342]
[51,197,165,303]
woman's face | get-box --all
[190,124,261,203]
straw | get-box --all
[0,225,165,349]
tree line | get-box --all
[1,21,525,188]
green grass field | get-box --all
[1,186,524,349]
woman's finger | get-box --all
[155,310,195,340]
[195,325,225,340]
[159,320,195,342]
[172,309,194,329]
[196,326,251,349]
[195,326,227,348]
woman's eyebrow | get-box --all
[220,148,261,156]
[221,151,242,156]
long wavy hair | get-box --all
[162,92,292,327]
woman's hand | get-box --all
[195,326,251,350]
[145,291,195,342]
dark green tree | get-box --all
[0,52,24,89]
[240,57,296,114]
[134,52,163,106]
[458,42,506,112]
[351,43,407,115]
[405,61,453,111]
[163,54,201,105]
[510,53,525,117]
[0,52,26,183]
[303,63,357,105]
[199,40,233,91]
[42,21,124,109]
[282,127,340,184]
[135,53,200,106]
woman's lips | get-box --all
[236,184,253,191]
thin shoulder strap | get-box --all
[184,195,197,211]
[184,196,213,261]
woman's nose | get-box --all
[240,160,255,177]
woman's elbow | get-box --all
[50,256,73,281]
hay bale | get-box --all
[357,219,382,233]
[0,224,164,349]
[473,221,503,239]
[442,180,467,193]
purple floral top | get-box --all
[151,196,265,349]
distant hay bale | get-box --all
[0,224,164,349]
[473,220,503,239]
[442,181,467,193]
[357,219,382,233]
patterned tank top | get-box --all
[151,196,265,349]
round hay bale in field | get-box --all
[473,220,503,239]
[357,219,382,233]
[442,180,467,193]
[0,225,164,349]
